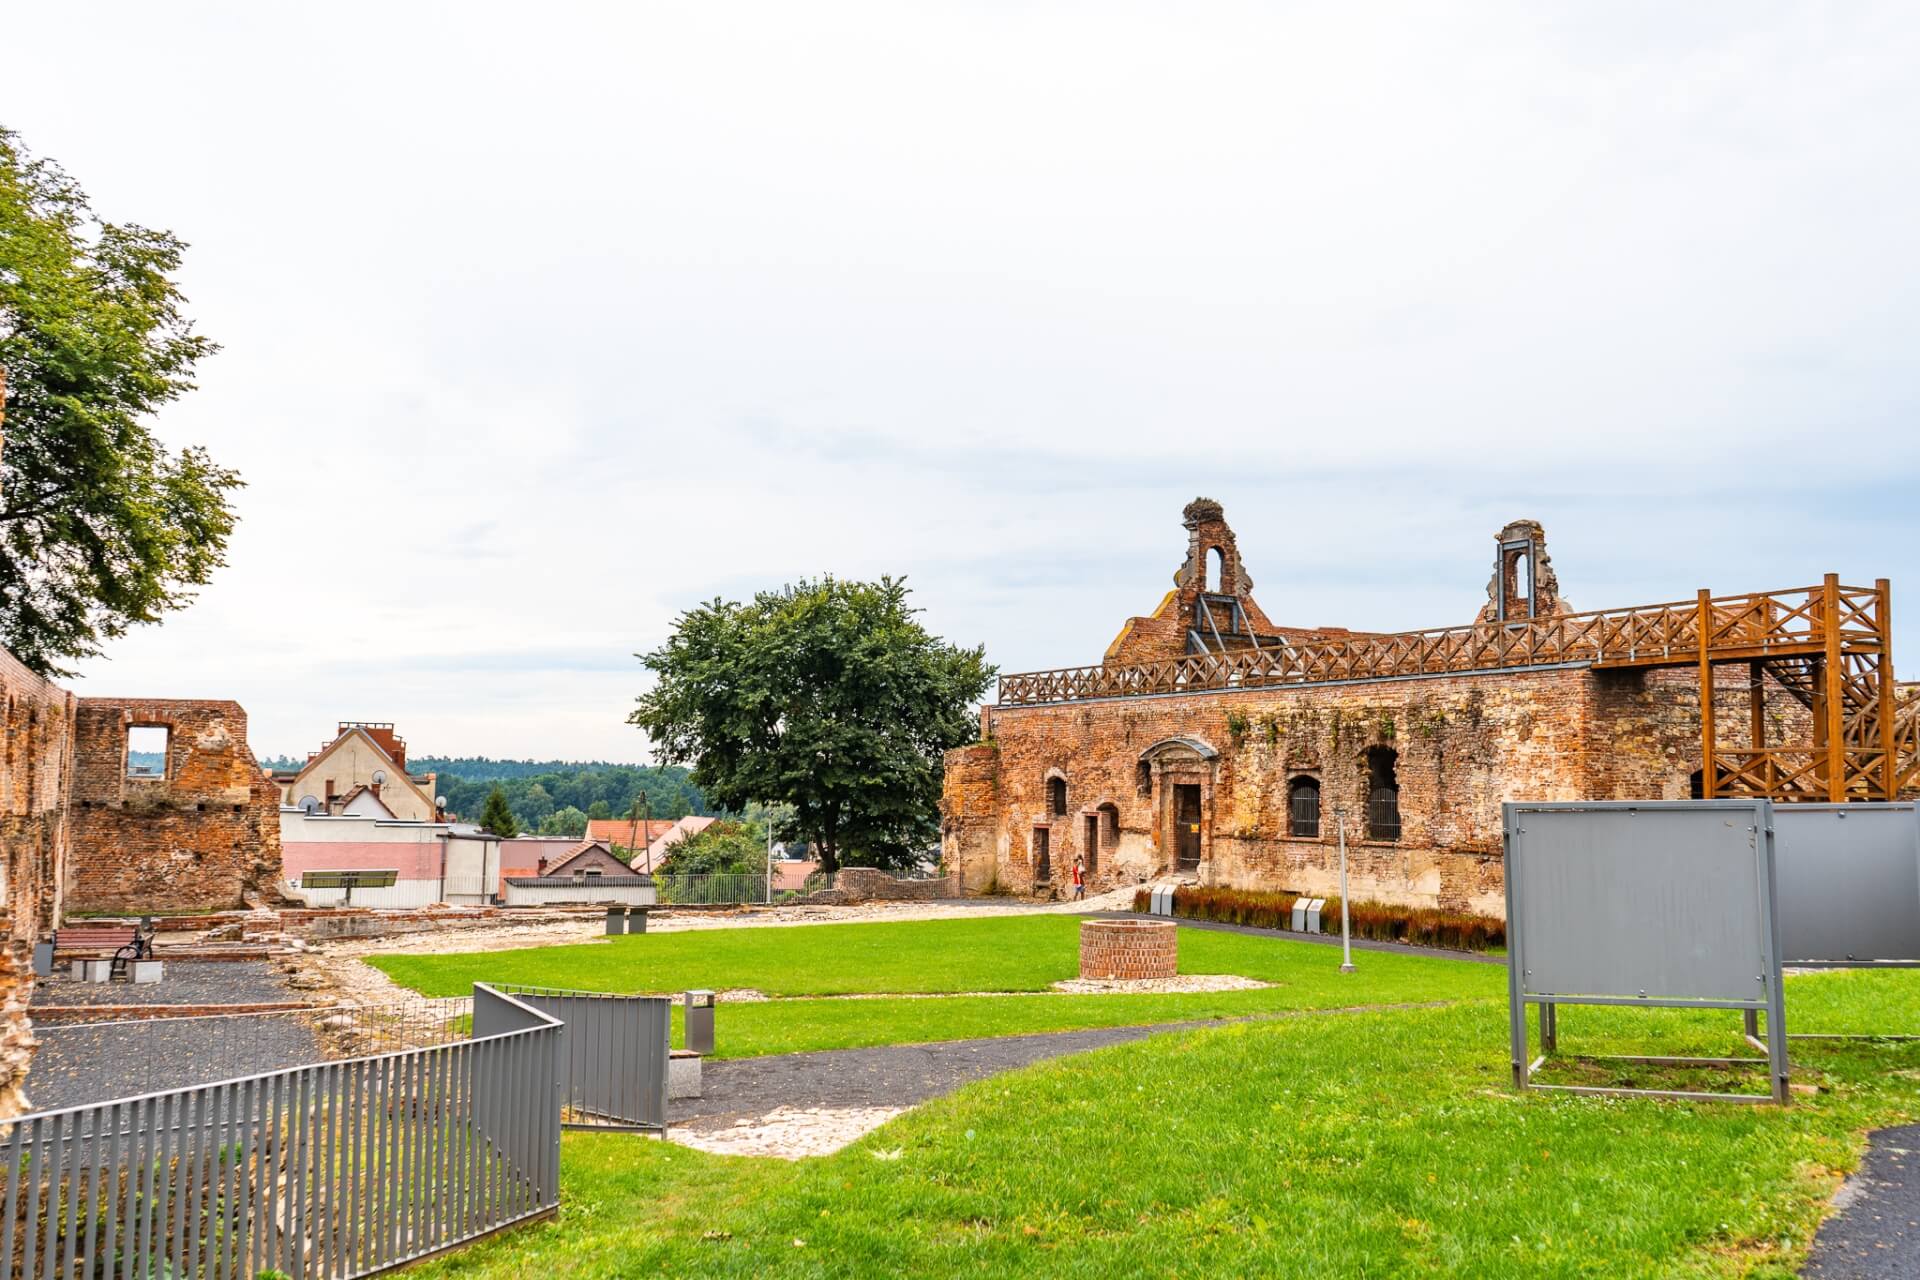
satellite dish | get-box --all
[372,769,387,785]
[299,795,322,814]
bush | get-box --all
[1133,885,1503,952]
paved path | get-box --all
[1805,1124,1920,1278]
[669,1002,1440,1137]
[672,1019,1219,1129]
[28,962,317,1112]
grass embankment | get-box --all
[370,916,1506,1058]
[411,970,1920,1278]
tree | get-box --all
[478,786,518,837]
[0,130,242,676]
[661,819,767,877]
[586,799,612,821]
[539,805,588,838]
[632,576,993,872]
[519,782,555,828]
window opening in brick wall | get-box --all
[1365,747,1401,841]
[1206,546,1225,591]
[1032,826,1051,882]
[1135,760,1151,795]
[1096,802,1120,855]
[1048,775,1068,816]
[1083,813,1100,875]
[1288,776,1321,838]
[126,724,170,780]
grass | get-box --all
[372,916,1103,997]
[371,917,1507,1057]
[408,972,1920,1279]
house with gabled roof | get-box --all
[270,722,442,822]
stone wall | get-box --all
[944,664,1809,919]
[0,648,78,1116]
[66,698,284,914]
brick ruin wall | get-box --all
[942,665,1812,917]
[65,699,285,915]
[0,650,78,1116]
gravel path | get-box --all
[28,1012,324,1112]
[1805,1123,1920,1278]
[667,1002,1440,1158]
[32,960,300,1007]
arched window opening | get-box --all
[1510,550,1531,605]
[1288,776,1321,838]
[1048,775,1068,816]
[1206,546,1225,592]
[1365,747,1401,841]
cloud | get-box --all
[6,1,1914,758]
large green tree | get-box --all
[0,129,242,675]
[632,577,993,872]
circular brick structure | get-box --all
[1078,919,1177,981]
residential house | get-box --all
[271,722,441,822]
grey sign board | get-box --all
[1772,802,1920,965]
[1504,799,1788,1104]
[1509,801,1776,1003]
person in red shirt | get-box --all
[1071,855,1086,900]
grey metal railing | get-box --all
[651,874,768,906]
[1,984,561,1279]
[490,985,670,1133]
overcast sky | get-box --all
[8,2,1918,762]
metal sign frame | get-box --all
[1758,801,1920,1044]
[1504,799,1789,1105]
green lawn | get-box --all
[373,916,1118,997]
[371,917,1506,1057]
[409,973,1920,1279]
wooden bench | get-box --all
[50,923,152,975]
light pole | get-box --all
[1335,803,1355,973]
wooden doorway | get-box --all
[1174,784,1202,868]
[1032,826,1051,884]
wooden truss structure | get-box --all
[996,575,1916,802]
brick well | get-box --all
[1079,919,1177,980]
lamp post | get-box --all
[1335,803,1355,973]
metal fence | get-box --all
[1,985,561,1279]
[490,985,670,1133]
[651,874,769,906]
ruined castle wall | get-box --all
[954,661,1822,915]
[0,649,77,1116]
[66,698,284,914]
[960,667,1611,916]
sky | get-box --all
[6,2,1918,762]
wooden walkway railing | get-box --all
[994,577,1910,802]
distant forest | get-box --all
[256,754,711,832]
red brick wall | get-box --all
[66,698,285,914]
[942,664,1813,917]
[0,648,78,1116]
